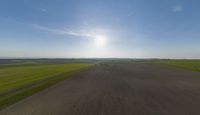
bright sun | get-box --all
[94,35,107,47]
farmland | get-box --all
[1,60,200,115]
[0,61,92,109]
[144,60,200,72]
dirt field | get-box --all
[1,62,200,115]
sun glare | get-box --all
[94,35,107,47]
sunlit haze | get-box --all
[94,35,107,47]
[0,0,200,59]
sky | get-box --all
[0,0,200,59]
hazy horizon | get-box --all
[0,0,200,59]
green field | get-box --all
[147,60,200,72]
[0,63,91,109]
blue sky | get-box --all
[0,0,200,58]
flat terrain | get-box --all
[145,60,200,72]
[0,63,91,109]
[0,63,90,92]
[1,62,200,115]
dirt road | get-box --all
[1,63,200,115]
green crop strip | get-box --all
[0,63,92,109]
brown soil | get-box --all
[1,63,200,115]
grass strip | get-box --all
[0,66,91,110]
[143,60,200,72]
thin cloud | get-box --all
[173,5,183,12]
[33,24,93,38]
